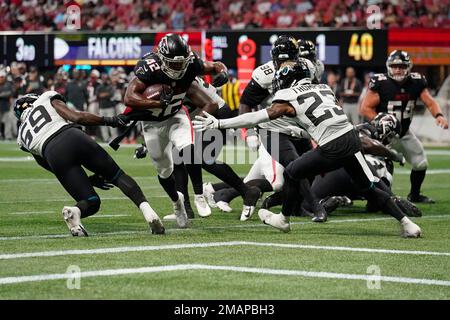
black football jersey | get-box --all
[369,73,427,137]
[132,52,205,121]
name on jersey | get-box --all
[292,83,329,94]
[88,37,142,59]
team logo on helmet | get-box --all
[373,113,402,145]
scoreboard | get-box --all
[205,29,388,70]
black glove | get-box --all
[103,114,128,127]
[134,144,148,159]
[212,71,228,87]
[160,87,173,108]
[89,174,114,190]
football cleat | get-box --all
[62,206,88,237]
[258,209,291,233]
[400,217,422,238]
[393,196,422,217]
[407,193,435,204]
[194,194,211,218]
[173,192,189,228]
[203,182,217,208]
[311,202,328,223]
[149,219,165,235]
[240,205,255,221]
[216,201,233,213]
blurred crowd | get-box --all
[0,0,448,31]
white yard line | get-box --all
[0,264,449,287]
[90,214,130,218]
[1,238,450,261]
[0,214,449,242]
[8,211,53,215]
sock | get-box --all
[212,181,231,191]
[139,202,157,223]
[180,145,203,195]
[246,179,273,193]
[365,186,405,221]
[203,162,247,195]
[173,163,189,199]
[158,174,179,202]
[114,173,147,207]
[281,173,302,216]
[410,170,426,197]
[214,187,241,203]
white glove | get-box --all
[192,111,220,131]
[287,126,311,139]
[246,134,260,152]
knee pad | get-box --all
[412,159,428,171]
[157,165,174,179]
[77,196,101,218]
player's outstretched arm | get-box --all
[193,102,294,131]
[123,77,164,110]
[420,88,449,129]
[51,98,126,127]
[359,89,380,121]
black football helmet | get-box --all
[157,33,193,80]
[270,35,299,70]
[386,50,412,82]
[14,93,39,120]
[372,113,402,145]
[297,39,317,61]
[272,59,311,92]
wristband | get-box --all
[435,113,444,118]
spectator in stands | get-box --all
[326,70,340,98]
[339,66,363,124]
[66,69,88,111]
[0,69,15,140]
[96,73,117,142]
[25,66,44,95]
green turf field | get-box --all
[0,141,449,300]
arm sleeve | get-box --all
[218,109,270,129]
[240,78,271,107]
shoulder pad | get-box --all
[252,61,275,89]
[272,88,297,103]
[373,73,387,81]
[410,72,423,80]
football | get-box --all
[142,84,171,100]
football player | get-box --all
[15,91,165,236]
[122,34,229,227]
[360,50,448,203]
[193,59,422,238]
[237,35,324,221]
[303,113,421,218]
[134,77,261,220]
[297,39,324,83]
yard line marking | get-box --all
[90,214,129,218]
[0,214,449,242]
[0,195,170,204]
[8,211,53,215]
[0,264,449,287]
[1,239,450,261]
[0,156,34,162]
